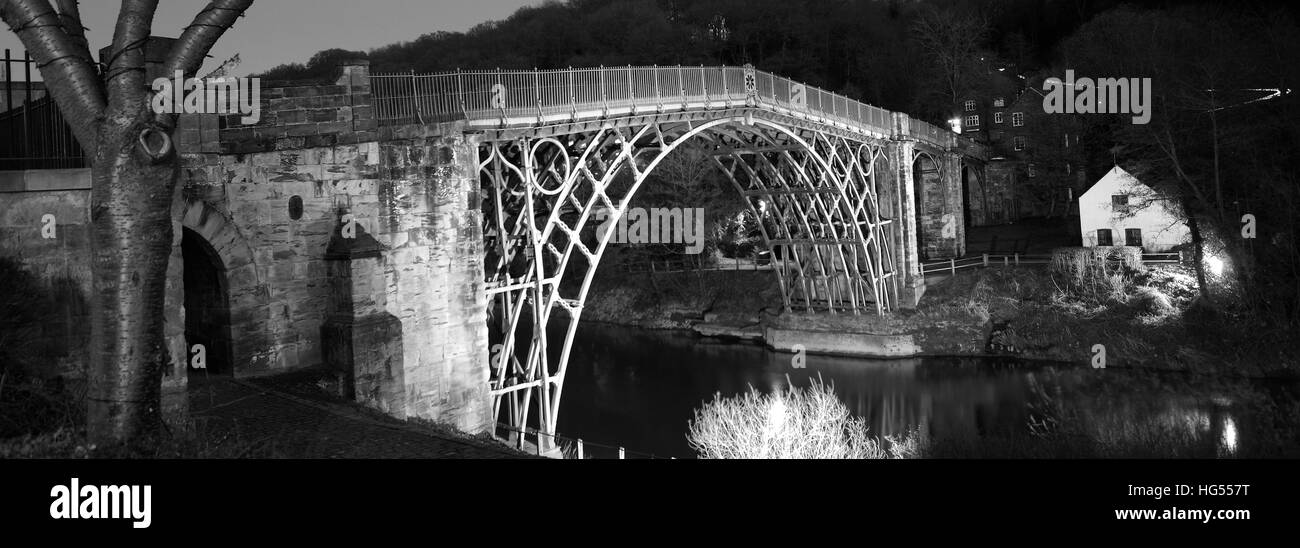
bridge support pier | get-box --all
[358,126,493,434]
[889,134,926,308]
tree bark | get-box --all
[87,112,180,443]
[1182,195,1215,308]
[3,0,253,446]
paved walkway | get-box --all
[188,376,527,459]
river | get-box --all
[548,322,1300,459]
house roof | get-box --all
[1081,165,1150,198]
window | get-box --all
[994,97,1005,107]
[1012,112,1024,127]
[964,100,976,112]
[1125,229,1143,247]
[1013,136,1026,151]
[1097,229,1113,246]
[1112,194,1130,208]
[994,112,1003,124]
[1065,162,1072,175]
[1027,164,1036,178]
[965,115,980,127]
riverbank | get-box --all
[581,265,1300,379]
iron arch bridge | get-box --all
[371,65,986,445]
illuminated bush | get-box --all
[687,377,918,459]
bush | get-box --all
[1131,286,1175,317]
[687,377,918,459]
[1050,246,1142,285]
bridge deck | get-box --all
[370,65,984,157]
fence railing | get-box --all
[615,254,777,275]
[1,49,86,171]
[371,65,962,150]
[495,423,671,459]
[921,251,1184,276]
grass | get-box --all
[0,354,287,458]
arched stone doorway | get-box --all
[182,227,233,375]
[179,199,267,377]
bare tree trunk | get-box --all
[3,0,254,446]
[86,115,181,443]
[1182,196,1215,308]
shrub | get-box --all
[687,377,919,459]
[1131,286,1175,317]
[1050,246,1143,286]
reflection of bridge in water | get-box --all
[372,65,988,444]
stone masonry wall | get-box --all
[0,60,491,434]
[370,124,490,433]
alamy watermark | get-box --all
[50,478,151,529]
[594,207,706,255]
[150,70,261,124]
[1043,70,1151,124]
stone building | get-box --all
[958,71,1088,227]
[0,43,492,434]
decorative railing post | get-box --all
[653,65,662,111]
[496,69,506,125]
[534,69,543,124]
[409,69,420,124]
[599,65,608,117]
[568,67,576,121]
[743,64,757,108]
[678,65,687,110]
[456,68,467,119]
[700,64,709,109]
[721,65,729,108]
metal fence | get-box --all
[372,65,935,144]
[921,252,1184,276]
[495,423,671,459]
[1,49,86,171]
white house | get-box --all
[1078,166,1190,252]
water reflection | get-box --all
[553,322,1300,458]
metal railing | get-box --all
[371,65,961,148]
[1,49,86,170]
[921,252,1184,276]
[495,423,671,459]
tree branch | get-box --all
[52,0,89,59]
[104,0,158,118]
[1,0,105,147]
[164,0,253,74]
[157,0,253,129]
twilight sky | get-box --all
[1,0,542,80]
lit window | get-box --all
[1012,112,1024,126]
[964,100,976,112]
[994,97,1005,107]
[965,115,980,127]
[1013,136,1026,151]
[994,112,1003,124]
